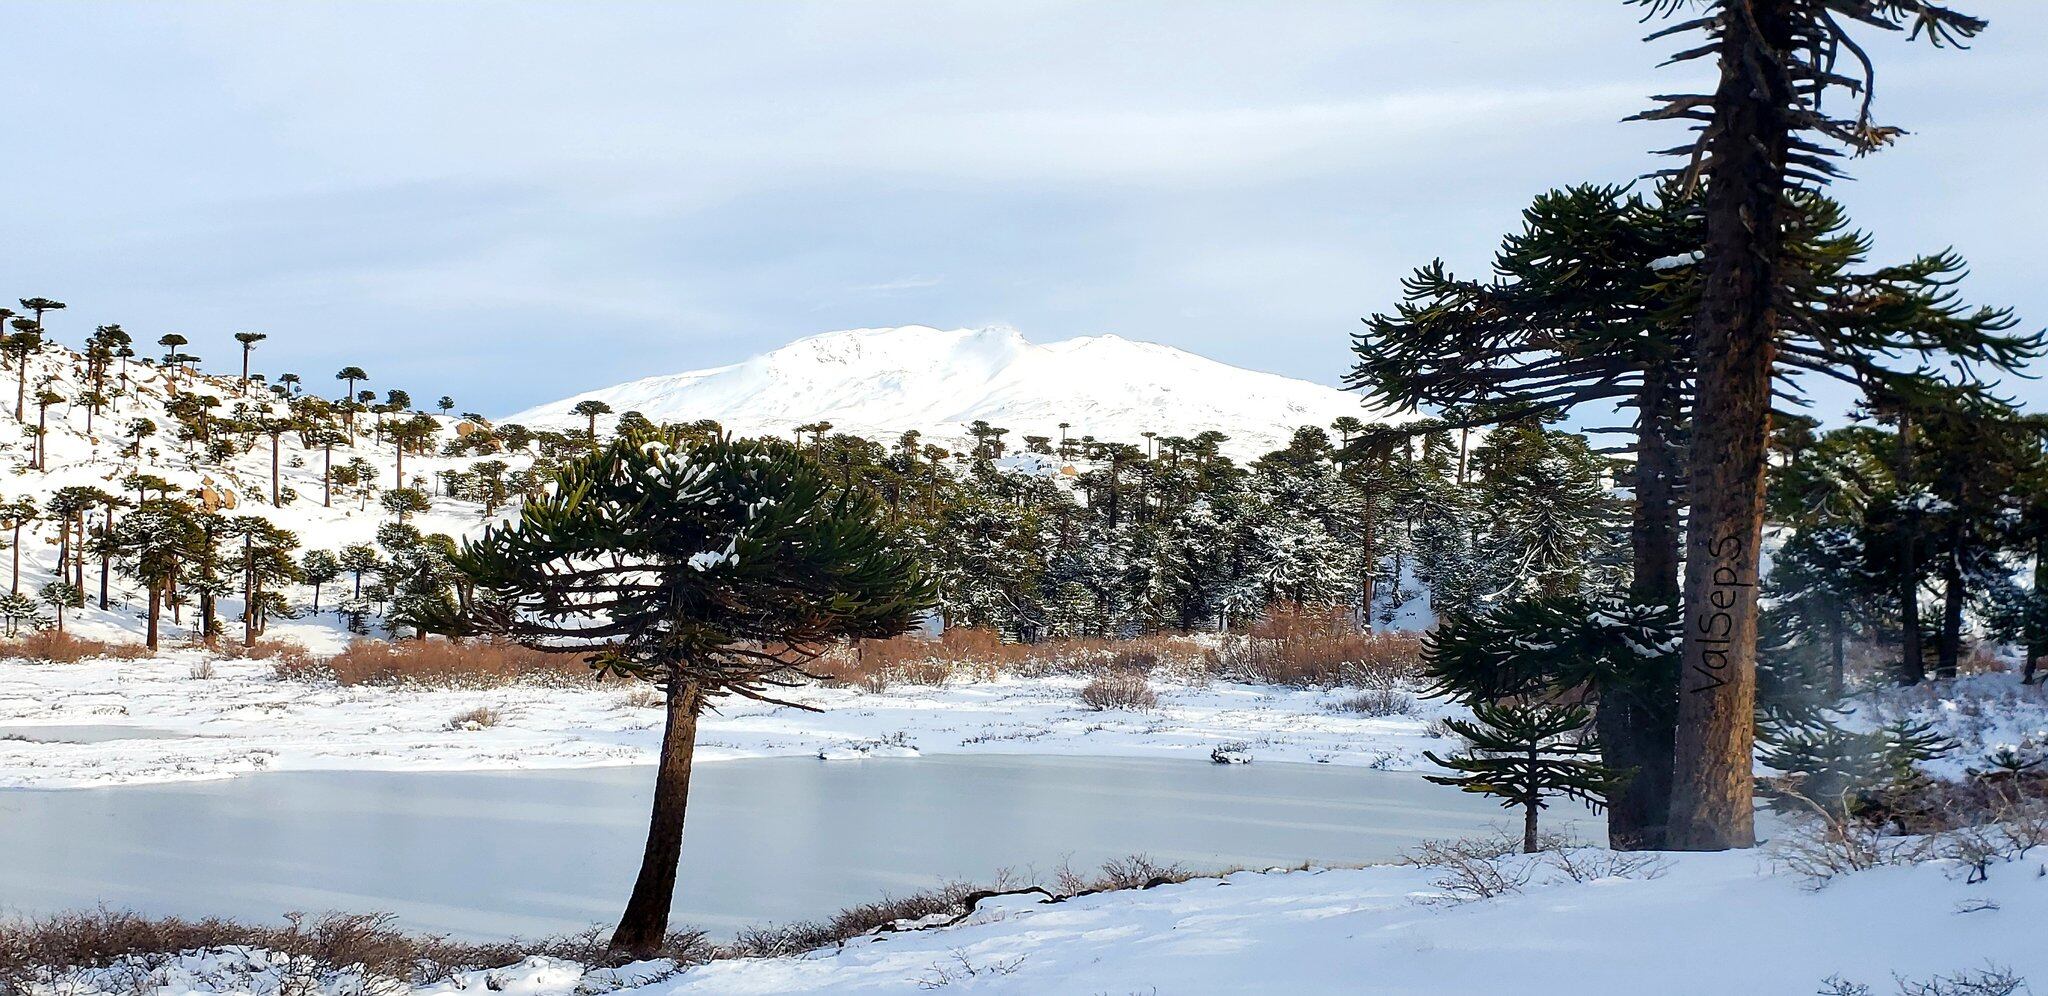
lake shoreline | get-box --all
[0,656,1460,791]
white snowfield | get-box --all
[510,324,1408,459]
[649,851,2045,994]
[30,848,2045,994]
[0,656,1458,789]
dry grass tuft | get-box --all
[0,632,155,664]
[288,639,601,689]
[1329,684,1415,717]
[444,706,502,731]
[1077,672,1158,712]
[0,909,711,991]
[0,855,1200,984]
[818,606,1414,693]
[1218,603,1422,688]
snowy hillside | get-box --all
[0,341,524,651]
[511,325,1399,458]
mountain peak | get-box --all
[510,325,1402,457]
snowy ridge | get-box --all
[510,325,1402,458]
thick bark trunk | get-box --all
[146,587,161,650]
[1669,0,1791,852]
[1897,417,1925,684]
[609,678,704,956]
[1523,797,1540,855]
[1601,373,1681,851]
[1899,539,1924,685]
[1937,536,1964,680]
[2030,536,2047,685]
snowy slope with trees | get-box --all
[510,325,1402,459]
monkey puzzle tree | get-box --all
[334,367,368,436]
[301,549,341,614]
[113,498,199,650]
[18,297,64,328]
[1425,701,1625,854]
[1632,0,1992,850]
[6,320,44,421]
[227,515,300,646]
[234,332,267,392]
[84,325,129,430]
[1352,180,2029,848]
[571,399,613,450]
[451,427,931,955]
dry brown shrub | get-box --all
[1078,672,1158,712]
[815,627,1218,691]
[1,855,1209,983]
[445,706,502,730]
[1219,602,1420,688]
[0,632,154,663]
[313,639,599,689]
[223,639,309,661]
[0,909,709,990]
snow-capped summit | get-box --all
[509,325,1402,457]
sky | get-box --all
[4,1,2046,418]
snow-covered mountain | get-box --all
[510,326,1400,457]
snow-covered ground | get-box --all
[511,324,1414,461]
[0,655,1457,789]
[24,844,2043,994]
[1859,671,2048,781]
[649,849,2043,993]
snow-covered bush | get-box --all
[1078,672,1157,712]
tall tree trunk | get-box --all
[146,586,161,650]
[1897,415,1924,684]
[610,677,704,956]
[1669,0,1792,852]
[1601,373,1680,851]
[243,536,256,648]
[1937,533,1964,680]
[1360,500,1378,630]
[99,530,111,611]
[11,523,21,595]
[2029,534,2046,685]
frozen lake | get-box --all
[0,754,1593,937]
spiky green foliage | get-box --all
[1758,716,1954,814]
[1424,701,1625,852]
[1351,183,2036,441]
[453,427,932,700]
[1423,596,1679,705]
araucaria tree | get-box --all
[453,427,931,955]
[1425,701,1623,853]
[1634,0,1991,851]
[1352,181,2032,849]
